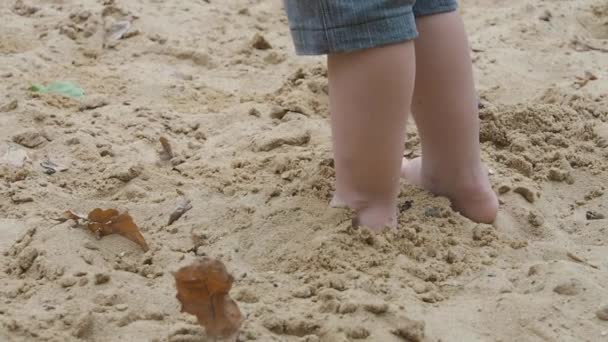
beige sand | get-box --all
[1,0,608,341]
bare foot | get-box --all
[330,193,397,231]
[401,157,499,224]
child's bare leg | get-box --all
[401,12,498,223]
[329,42,415,230]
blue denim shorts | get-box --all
[284,0,458,55]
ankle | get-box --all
[420,161,490,195]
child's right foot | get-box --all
[401,157,499,224]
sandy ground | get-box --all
[1,0,608,341]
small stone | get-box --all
[234,288,259,303]
[145,311,164,321]
[195,246,206,256]
[194,131,206,141]
[412,283,428,294]
[72,313,93,338]
[553,280,580,296]
[586,211,605,220]
[326,277,347,291]
[65,137,80,145]
[528,264,542,276]
[363,301,388,315]
[93,291,120,306]
[17,247,38,273]
[149,34,168,44]
[116,312,140,327]
[597,306,608,321]
[421,291,444,303]
[264,51,286,65]
[317,288,339,301]
[514,186,535,203]
[253,129,311,152]
[11,193,33,204]
[174,72,193,81]
[80,252,94,265]
[78,277,89,286]
[122,29,140,39]
[12,130,47,148]
[527,211,545,227]
[319,299,340,313]
[94,273,110,285]
[539,10,552,21]
[84,241,99,250]
[91,306,106,313]
[548,168,572,183]
[292,286,314,299]
[269,106,288,120]
[346,326,370,339]
[60,25,78,40]
[445,250,458,264]
[497,184,511,194]
[424,207,443,218]
[585,188,604,201]
[109,165,143,182]
[391,317,425,342]
[115,304,129,312]
[60,276,78,288]
[248,107,261,117]
[251,33,272,50]
[338,302,357,314]
[82,49,98,59]
[79,97,109,111]
[0,99,18,112]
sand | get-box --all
[1,0,607,341]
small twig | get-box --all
[571,38,608,53]
[567,252,599,269]
[580,43,608,53]
[159,136,174,161]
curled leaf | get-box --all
[86,208,149,251]
[168,196,192,225]
[174,258,243,339]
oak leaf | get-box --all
[64,208,149,251]
[174,258,243,339]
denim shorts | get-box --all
[284,0,458,55]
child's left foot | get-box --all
[401,157,499,224]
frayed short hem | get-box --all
[290,11,418,56]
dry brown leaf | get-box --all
[65,208,149,251]
[168,196,192,225]
[88,208,120,223]
[174,258,243,339]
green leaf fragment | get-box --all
[29,81,85,98]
